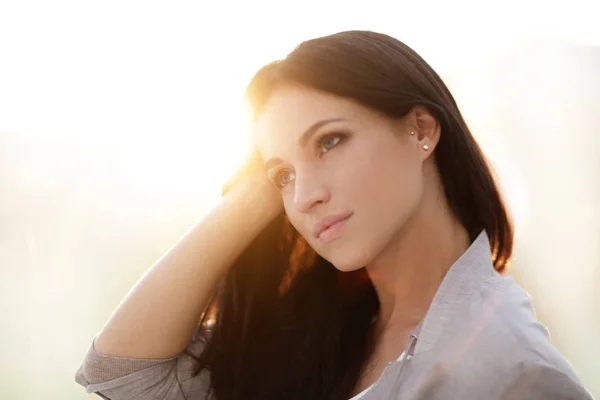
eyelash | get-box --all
[271,132,347,189]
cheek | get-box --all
[346,143,422,211]
[337,144,423,260]
[282,200,311,239]
[279,141,424,271]
[377,159,422,226]
[381,158,421,209]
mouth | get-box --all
[313,212,353,244]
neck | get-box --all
[365,175,471,335]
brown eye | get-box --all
[320,134,343,153]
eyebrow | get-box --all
[263,118,346,171]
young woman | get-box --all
[75,31,592,399]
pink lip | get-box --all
[313,212,353,243]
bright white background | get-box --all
[0,1,598,398]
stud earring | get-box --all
[423,144,430,150]
[410,131,415,135]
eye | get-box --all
[319,133,343,153]
[273,169,296,189]
[268,133,345,190]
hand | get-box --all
[221,148,284,224]
[221,148,269,196]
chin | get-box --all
[330,262,366,273]
[318,243,377,273]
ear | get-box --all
[403,106,441,161]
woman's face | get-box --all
[254,84,425,271]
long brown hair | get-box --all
[189,30,513,400]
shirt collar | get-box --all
[412,229,497,355]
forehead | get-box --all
[253,84,366,157]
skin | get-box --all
[255,83,472,394]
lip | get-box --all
[313,211,354,241]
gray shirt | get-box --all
[75,231,593,399]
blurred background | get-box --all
[0,1,598,398]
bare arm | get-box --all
[93,170,282,359]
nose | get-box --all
[292,171,331,214]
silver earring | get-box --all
[423,144,430,150]
[410,131,415,135]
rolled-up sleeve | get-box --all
[74,333,213,400]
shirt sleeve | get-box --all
[74,329,214,400]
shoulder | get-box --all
[452,274,573,373]
[501,360,593,400]
[473,274,567,366]
[409,358,593,400]
[423,274,591,398]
